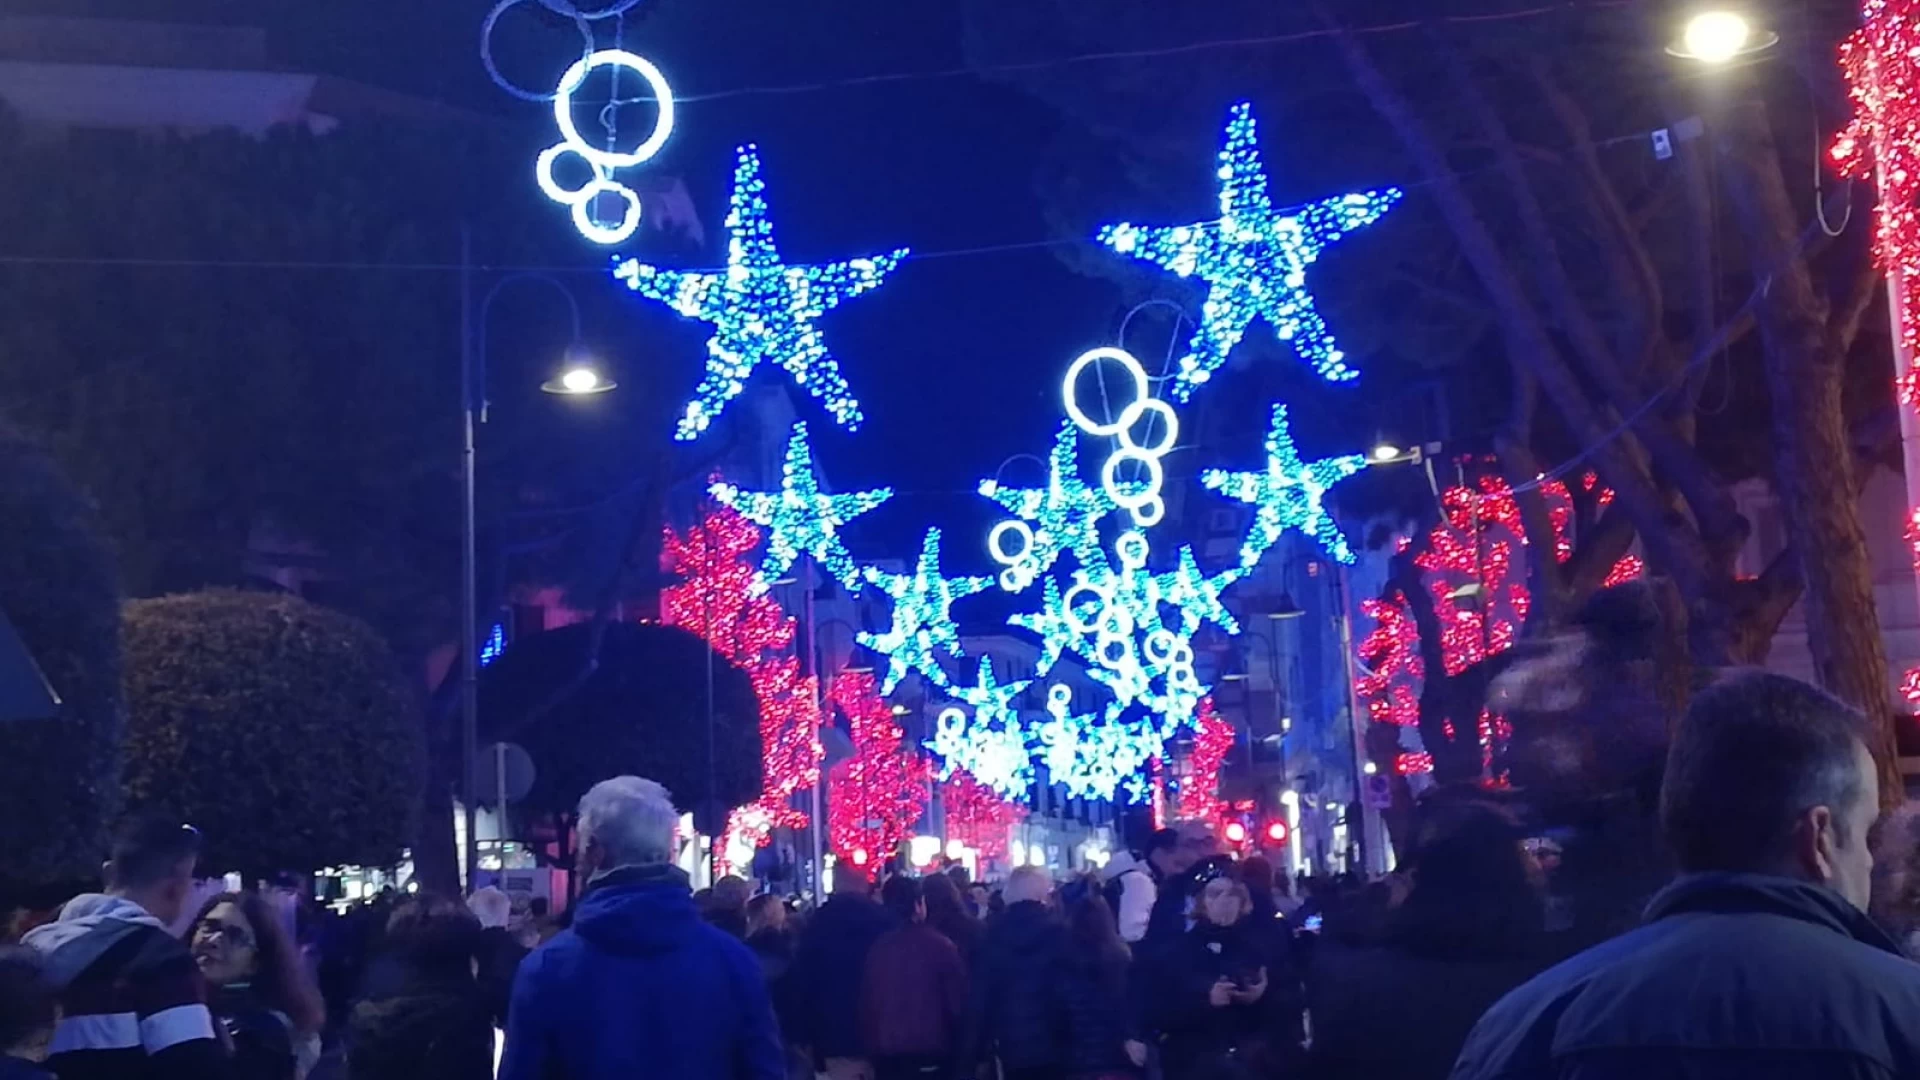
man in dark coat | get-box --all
[968,867,1070,1080]
[500,777,783,1080]
[788,864,893,1080]
[1452,672,1920,1080]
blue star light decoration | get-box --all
[613,145,909,441]
[1031,685,1160,803]
[931,661,1034,799]
[1098,102,1402,402]
[978,423,1112,592]
[710,422,892,591]
[1203,404,1368,567]
[857,528,992,694]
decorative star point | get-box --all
[1202,403,1367,566]
[710,422,892,590]
[856,528,991,694]
[1098,102,1400,402]
[614,146,909,441]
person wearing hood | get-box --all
[24,815,227,1080]
[967,868,1070,1080]
[498,776,783,1080]
[1454,672,1920,1080]
[345,896,493,1080]
[788,863,892,1080]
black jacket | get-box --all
[969,901,1070,1072]
[1453,873,1920,1080]
[787,894,893,1059]
[347,965,494,1080]
[209,984,296,1080]
[1307,938,1538,1080]
[1058,948,1135,1078]
[1151,920,1292,1079]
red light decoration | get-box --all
[826,668,932,866]
[941,767,1026,860]
[662,505,820,869]
[1174,697,1234,830]
[1224,820,1247,843]
[1355,471,1641,782]
[851,848,869,866]
[1265,820,1288,844]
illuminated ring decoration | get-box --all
[541,0,646,18]
[571,178,643,245]
[1099,636,1133,669]
[937,707,968,739]
[553,49,676,170]
[1103,449,1165,511]
[1130,497,1167,528]
[1047,684,1073,711]
[1114,530,1150,570]
[999,567,1033,593]
[1123,398,1180,457]
[536,143,603,202]
[1063,347,1151,437]
[1143,629,1179,667]
[988,520,1034,565]
[1062,578,1112,636]
[481,0,591,103]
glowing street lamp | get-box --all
[1667,10,1779,63]
[542,363,617,396]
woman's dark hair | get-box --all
[1064,885,1129,980]
[1388,800,1545,959]
[191,891,326,1035]
[383,894,483,981]
[880,874,923,922]
[1239,856,1276,900]
[0,946,56,1052]
[921,872,968,928]
[1872,802,1920,948]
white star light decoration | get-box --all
[857,528,991,694]
[1032,685,1159,803]
[1099,102,1401,402]
[1202,404,1368,567]
[709,422,892,590]
[613,145,909,441]
[931,661,1034,798]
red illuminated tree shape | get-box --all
[941,767,1026,861]
[827,668,931,865]
[1174,697,1234,828]
[662,505,821,865]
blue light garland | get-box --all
[479,622,507,667]
[927,658,1035,799]
[1202,403,1368,566]
[857,528,992,694]
[613,145,909,441]
[1031,685,1160,802]
[1098,102,1402,402]
[710,421,892,591]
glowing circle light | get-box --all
[551,49,676,169]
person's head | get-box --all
[1145,829,1187,876]
[1003,866,1051,907]
[1871,803,1920,949]
[1239,856,1276,899]
[1388,800,1545,957]
[0,947,57,1062]
[746,894,787,936]
[528,897,550,919]
[710,875,751,913]
[189,892,325,1034]
[1196,876,1251,928]
[383,895,483,982]
[831,861,873,897]
[921,870,968,926]
[105,816,201,926]
[466,886,511,931]
[576,776,679,879]
[1064,887,1127,966]
[1661,670,1878,909]
[881,875,925,923]
[945,864,971,891]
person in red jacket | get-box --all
[859,876,967,1080]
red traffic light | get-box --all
[1224,821,1248,844]
[1265,820,1289,844]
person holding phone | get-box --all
[1150,875,1295,1080]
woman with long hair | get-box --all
[1061,884,1140,1080]
[189,891,326,1080]
[920,872,981,965]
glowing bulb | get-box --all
[852,848,869,867]
[1224,821,1248,844]
[1363,760,1379,776]
[945,838,966,860]
[1265,821,1288,843]
[1371,444,1402,463]
[1681,11,1752,62]
[561,367,602,393]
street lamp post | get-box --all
[458,229,613,892]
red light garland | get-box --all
[941,768,1026,860]
[826,668,931,865]
[1354,471,1643,782]
[1174,696,1234,830]
[662,506,821,868]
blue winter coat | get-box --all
[1451,873,1920,1080]
[498,865,785,1080]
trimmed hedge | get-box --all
[123,590,422,876]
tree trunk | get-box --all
[1716,96,1900,804]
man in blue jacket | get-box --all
[500,776,784,1080]
[1452,671,1920,1080]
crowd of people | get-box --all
[5,667,1920,1078]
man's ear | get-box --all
[1795,805,1840,886]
